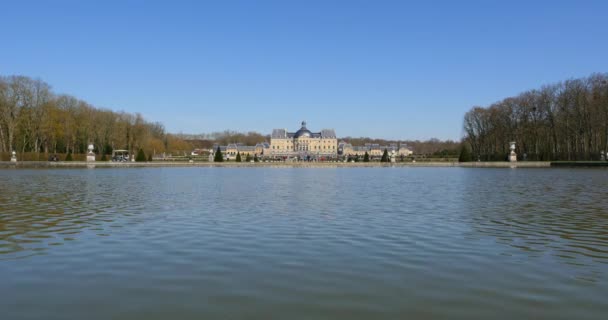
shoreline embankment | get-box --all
[0,161,565,169]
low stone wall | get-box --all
[0,161,552,169]
[458,161,551,168]
[550,161,608,167]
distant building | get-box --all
[212,142,270,160]
[255,142,270,156]
[191,148,211,156]
[270,121,337,159]
[338,141,412,158]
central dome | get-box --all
[294,121,312,138]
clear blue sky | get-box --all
[1,0,607,140]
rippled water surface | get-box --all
[1,167,607,319]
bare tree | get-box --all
[0,74,191,158]
[463,73,608,161]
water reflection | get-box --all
[2,168,607,264]
[1,167,607,319]
[461,168,608,282]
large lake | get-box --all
[1,167,607,319]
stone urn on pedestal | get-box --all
[10,151,17,163]
[509,141,517,162]
[86,144,96,162]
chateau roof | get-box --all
[320,129,336,138]
[237,146,256,152]
[271,121,336,139]
[294,121,313,138]
[271,129,288,139]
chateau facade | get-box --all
[270,121,338,159]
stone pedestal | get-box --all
[509,141,517,162]
[86,144,95,162]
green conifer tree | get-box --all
[254,154,259,162]
[136,149,146,162]
[363,152,370,162]
[214,146,223,162]
[381,149,389,162]
[245,154,252,162]
[148,154,153,162]
[236,152,242,162]
[65,152,73,161]
[101,154,107,161]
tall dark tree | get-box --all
[236,152,242,162]
[245,154,252,162]
[136,148,146,162]
[214,146,223,162]
[363,151,370,162]
[381,149,389,162]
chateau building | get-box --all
[208,121,413,161]
[270,121,338,159]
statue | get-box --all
[509,141,517,162]
[10,151,17,163]
[86,144,96,162]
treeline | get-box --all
[0,75,192,157]
[177,131,268,149]
[463,73,608,161]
